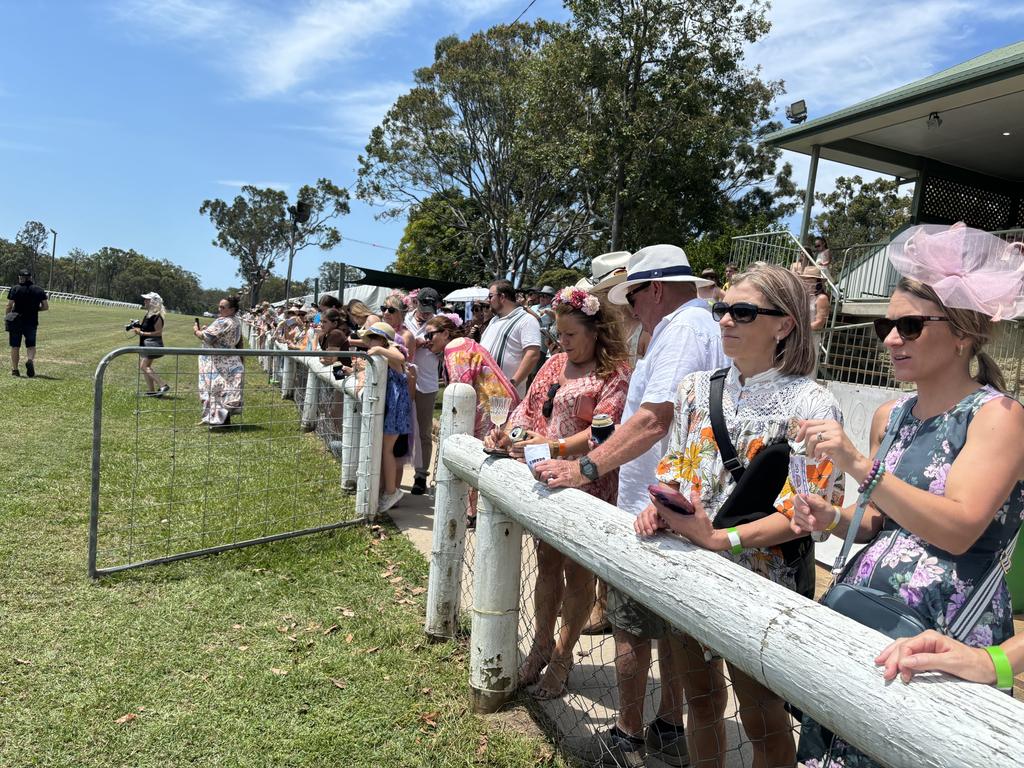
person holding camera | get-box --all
[6,268,48,378]
[194,295,244,428]
[133,292,170,397]
[485,287,630,702]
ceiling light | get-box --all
[1003,131,1012,136]
[926,112,942,130]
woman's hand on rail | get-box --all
[634,504,667,537]
[652,488,728,551]
[508,430,546,459]
[790,492,833,534]
[875,630,996,686]
[797,418,867,477]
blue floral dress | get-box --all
[799,386,1024,767]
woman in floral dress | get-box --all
[195,295,244,428]
[637,264,843,768]
[487,287,631,700]
[791,224,1024,768]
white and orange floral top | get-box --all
[657,366,844,593]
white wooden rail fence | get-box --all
[242,321,386,520]
[426,383,1024,768]
[0,286,142,308]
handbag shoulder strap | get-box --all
[831,397,915,577]
[709,368,744,482]
[946,525,1021,641]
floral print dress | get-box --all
[198,315,244,426]
[508,353,630,505]
[442,337,520,439]
[657,367,844,596]
[798,385,1024,768]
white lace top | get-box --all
[657,366,845,589]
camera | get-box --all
[125,319,142,331]
[331,364,347,381]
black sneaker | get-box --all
[11,369,19,377]
[411,476,427,495]
[25,361,34,378]
[646,718,690,767]
[563,727,646,767]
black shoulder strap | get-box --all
[709,368,744,482]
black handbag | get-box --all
[707,368,816,597]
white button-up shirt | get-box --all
[616,297,727,516]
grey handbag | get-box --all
[823,397,1020,640]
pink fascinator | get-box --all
[887,222,1024,321]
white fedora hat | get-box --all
[607,244,711,305]
[578,251,631,293]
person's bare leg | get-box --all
[11,346,20,371]
[140,358,157,392]
[520,541,563,686]
[614,629,652,736]
[380,435,398,495]
[664,634,728,768]
[25,345,35,363]
[728,663,795,768]
[583,578,608,632]
[533,562,594,697]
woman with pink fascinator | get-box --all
[794,223,1024,767]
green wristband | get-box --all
[986,646,1014,692]
[726,527,743,555]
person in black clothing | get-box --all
[6,269,48,377]
[134,291,170,396]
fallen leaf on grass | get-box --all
[13,658,32,666]
[345,633,354,644]
[364,646,381,655]
[476,733,489,758]
[340,608,355,618]
[322,625,340,636]
[409,586,426,596]
[419,711,439,728]
[389,576,404,585]
[115,713,138,725]
[270,668,289,676]
[331,678,348,690]
[421,687,432,696]
[237,645,249,652]
[232,623,244,630]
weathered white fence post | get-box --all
[300,360,320,432]
[281,353,295,399]
[340,374,362,493]
[425,383,477,640]
[468,492,523,713]
[355,356,386,520]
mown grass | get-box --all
[0,302,561,767]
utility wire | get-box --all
[511,0,538,24]
[339,234,398,253]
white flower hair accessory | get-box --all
[553,287,600,316]
[441,312,463,327]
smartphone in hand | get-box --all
[648,484,695,516]
[194,318,201,330]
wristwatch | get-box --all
[579,456,600,482]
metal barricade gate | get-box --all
[87,346,386,578]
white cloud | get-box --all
[216,180,291,191]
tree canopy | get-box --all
[812,175,913,267]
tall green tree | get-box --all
[390,191,491,283]
[200,178,350,304]
[15,220,49,274]
[560,0,796,253]
[812,175,913,265]
[358,23,594,283]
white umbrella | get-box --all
[444,286,489,302]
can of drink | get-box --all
[509,426,528,443]
[591,413,615,444]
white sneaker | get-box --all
[378,489,404,512]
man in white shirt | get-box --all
[479,279,541,398]
[404,286,442,495]
[536,244,726,768]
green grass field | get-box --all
[0,302,560,767]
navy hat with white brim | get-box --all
[607,244,712,305]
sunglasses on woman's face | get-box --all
[424,330,437,342]
[873,315,949,342]
[542,382,561,419]
[711,302,787,324]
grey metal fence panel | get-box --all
[88,346,384,578]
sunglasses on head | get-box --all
[872,315,949,342]
[625,282,652,308]
[711,302,787,323]
[542,382,561,419]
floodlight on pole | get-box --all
[283,199,312,302]
[785,100,807,125]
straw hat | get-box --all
[358,321,396,342]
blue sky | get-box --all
[1,1,1020,289]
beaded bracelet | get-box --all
[857,460,882,495]
[864,467,886,501]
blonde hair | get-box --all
[895,278,1005,391]
[144,297,165,319]
[347,299,373,324]
[730,264,817,377]
[553,302,628,379]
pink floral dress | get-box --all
[508,353,631,504]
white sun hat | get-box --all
[607,244,712,305]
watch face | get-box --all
[580,457,598,480]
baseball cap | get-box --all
[141,291,162,301]
[417,287,440,309]
[18,269,32,277]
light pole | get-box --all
[48,229,57,291]
[283,200,312,302]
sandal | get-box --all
[518,645,552,688]
[530,656,573,700]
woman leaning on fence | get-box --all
[195,295,244,428]
[486,287,631,700]
[789,224,1024,768]
[636,264,844,768]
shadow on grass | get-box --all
[25,374,62,380]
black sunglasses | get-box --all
[711,302,787,323]
[873,315,949,342]
[424,330,438,342]
[625,282,652,308]
[542,382,561,419]
[380,305,400,314]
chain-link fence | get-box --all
[88,341,386,578]
[428,386,1024,768]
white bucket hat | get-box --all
[607,245,711,305]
